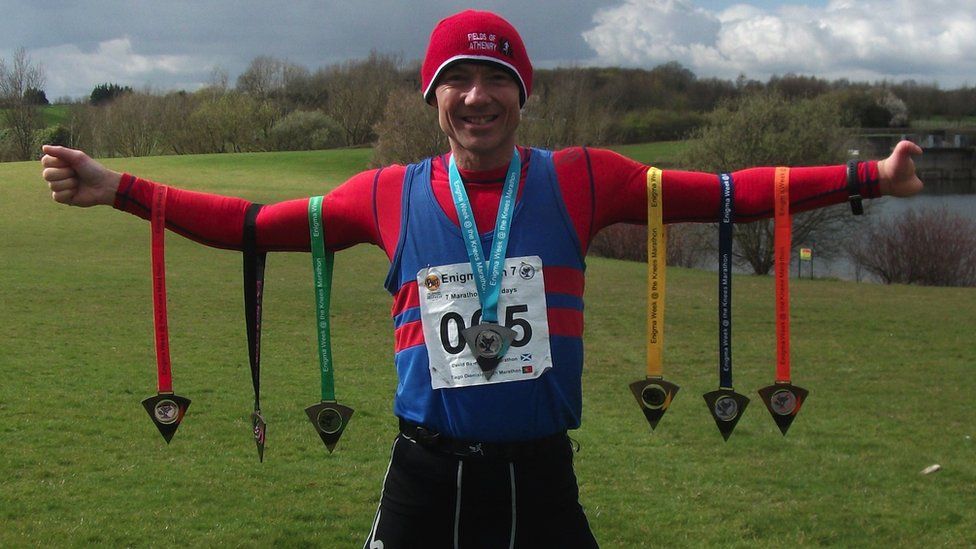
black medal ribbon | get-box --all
[243,203,268,461]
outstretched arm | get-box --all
[41,145,386,253]
[575,139,924,235]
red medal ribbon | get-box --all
[774,167,791,383]
[151,185,173,393]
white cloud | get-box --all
[582,0,976,87]
[35,38,215,99]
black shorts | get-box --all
[363,433,599,549]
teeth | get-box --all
[465,115,496,124]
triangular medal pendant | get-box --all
[251,410,267,462]
[478,356,501,380]
[702,389,749,441]
[758,382,808,436]
[461,323,516,379]
[141,393,191,443]
[629,377,680,430]
[305,401,354,453]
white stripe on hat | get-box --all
[422,54,528,104]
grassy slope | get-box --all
[1,148,973,547]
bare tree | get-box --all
[0,47,46,160]
[518,68,613,149]
[236,56,309,100]
[323,51,402,146]
[371,87,447,166]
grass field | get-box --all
[2,148,974,547]
[39,104,72,127]
[608,140,687,166]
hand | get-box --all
[41,145,122,207]
[877,140,924,197]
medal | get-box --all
[630,167,679,430]
[243,203,268,461]
[630,377,680,430]
[142,186,190,443]
[461,322,517,378]
[447,149,521,376]
[758,168,808,435]
[703,388,750,440]
[304,401,354,452]
[703,173,748,441]
[142,393,191,443]
[305,196,353,452]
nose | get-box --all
[463,76,491,106]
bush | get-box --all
[589,223,712,268]
[36,124,71,147]
[267,110,343,151]
[0,128,17,161]
[846,206,976,286]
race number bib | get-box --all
[417,255,552,389]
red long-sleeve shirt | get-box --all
[113,146,879,257]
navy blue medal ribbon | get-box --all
[448,149,521,377]
[704,173,749,441]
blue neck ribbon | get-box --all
[447,149,521,324]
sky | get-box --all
[2,0,973,100]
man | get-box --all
[42,9,922,548]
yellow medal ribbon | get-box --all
[646,167,665,377]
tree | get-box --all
[236,56,308,100]
[0,47,46,160]
[323,51,402,146]
[371,87,446,166]
[518,68,614,149]
[677,91,855,274]
[184,92,280,153]
[90,83,133,106]
[23,87,48,105]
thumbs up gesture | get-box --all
[41,145,121,207]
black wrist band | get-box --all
[846,160,863,216]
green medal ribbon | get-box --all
[308,196,335,401]
[304,196,352,452]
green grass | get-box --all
[608,140,688,167]
[40,104,72,127]
[2,148,975,547]
[910,116,976,130]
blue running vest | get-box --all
[385,149,586,442]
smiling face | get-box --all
[433,62,522,171]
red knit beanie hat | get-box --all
[421,10,533,106]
